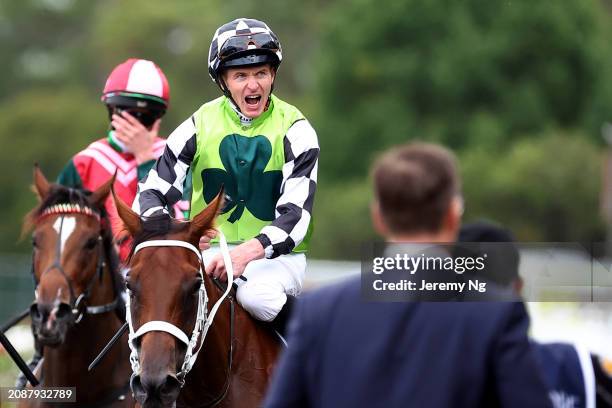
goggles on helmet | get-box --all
[104,93,166,129]
[218,33,279,61]
[111,107,160,128]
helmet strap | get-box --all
[217,76,235,103]
[266,65,278,107]
[217,76,252,121]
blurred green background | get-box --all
[0,0,610,259]
[1,0,612,392]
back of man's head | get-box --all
[372,142,460,237]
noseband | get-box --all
[127,232,234,387]
[32,204,119,324]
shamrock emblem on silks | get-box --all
[202,134,282,223]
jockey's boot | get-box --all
[15,336,43,389]
[270,295,295,338]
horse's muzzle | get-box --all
[131,372,181,408]
[30,302,74,346]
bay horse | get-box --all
[19,166,133,407]
[114,190,281,407]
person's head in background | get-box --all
[370,142,463,243]
[101,58,170,162]
[458,220,524,294]
[102,58,169,126]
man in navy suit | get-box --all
[264,142,552,408]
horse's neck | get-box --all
[179,278,281,406]
[182,279,234,396]
[201,277,233,362]
[41,265,129,394]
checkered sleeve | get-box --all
[133,116,197,216]
[256,119,319,259]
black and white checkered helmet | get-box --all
[208,18,283,83]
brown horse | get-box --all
[19,166,133,407]
[114,190,281,408]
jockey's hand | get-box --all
[198,229,218,251]
[112,111,158,164]
[205,238,264,282]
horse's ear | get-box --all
[112,186,141,236]
[33,164,50,201]
[90,173,115,208]
[189,187,224,240]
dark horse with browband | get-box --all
[114,190,281,407]
[19,166,133,407]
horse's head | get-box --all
[25,166,116,347]
[114,189,223,407]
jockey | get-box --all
[134,18,319,335]
[57,58,189,263]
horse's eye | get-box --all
[84,237,98,250]
[31,236,38,248]
[192,278,203,294]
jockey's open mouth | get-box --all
[245,94,262,105]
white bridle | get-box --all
[126,231,234,386]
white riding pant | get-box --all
[202,245,306,322]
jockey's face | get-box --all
[223,64,275,119]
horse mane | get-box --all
[100,216,125,305]
[128,213,190,262]
[23,183,125,300]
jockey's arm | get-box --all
[255,119,319,259]
[133,116,196,216]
